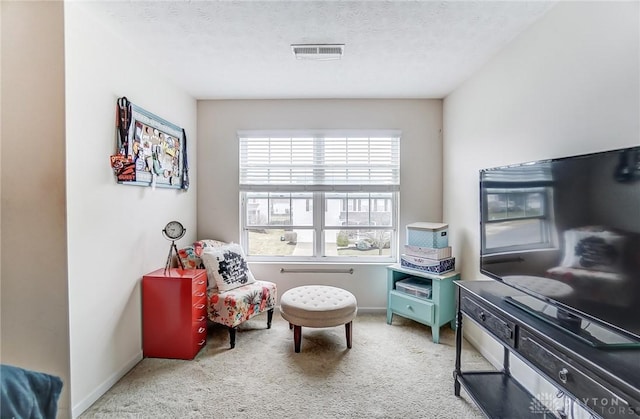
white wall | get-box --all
[1,2,71,417]
[197,99,442,308]
[443,0,639,413]
[64,3,197,417]
[2,3,198,416]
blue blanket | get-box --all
[1,364,63,419]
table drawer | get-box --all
[461,294,515,347]
[518,329,633,418]
[389,291,434,324]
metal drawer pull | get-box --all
[479,312,486,321]
[558,368,569,384]
[195,304,205,310]
[196,316,205,322]
[194,292,205,297]
[406,305,413,311]
[198,327,206,334]
[198,339,206,346]
[196,280,205,285]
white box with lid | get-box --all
[406,222,449,248]
[404,245,452,260]
[395,277,432,299]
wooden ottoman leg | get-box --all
[267,308,274,329]
[228,327,236,349]
[293,325,302,353]
[345,321,353,349]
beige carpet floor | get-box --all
[80,312,491,419]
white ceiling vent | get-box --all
[291,44,345,61]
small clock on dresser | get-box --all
[162,221,185,273]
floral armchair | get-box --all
[178,240,277,349]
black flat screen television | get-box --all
[479,145,640,347]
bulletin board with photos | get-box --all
[110,97,189,190]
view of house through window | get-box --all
[239,131,400,261]
[483,187,554,252]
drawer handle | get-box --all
[195,304,205,310]
[194,292,205,297]
[198,327,206,334]
[406,305,413,311]
[558,368,569,384]
[198,339,206,346]
[196,315,205,322]
[479,312,486,321]
[197,280,205,285]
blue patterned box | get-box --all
[406,222,449,248]
[400,254,455,274]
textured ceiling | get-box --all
[85,1,556,99]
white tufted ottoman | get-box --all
[279,285,358,353]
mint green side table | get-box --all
[386,264,459,343]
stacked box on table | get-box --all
[400,254,455,274]
[406,222,449,248]
[404,245,452,260]
[396,277,432,299]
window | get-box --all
[239,130,400,261]
[483,187,553,251]
[481,163,556,254]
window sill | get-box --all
[247,259,396,266]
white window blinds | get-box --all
[482,162,553,186]
[239,130,400,192]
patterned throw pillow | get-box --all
[177,239,227,270]
[200,243,256,292]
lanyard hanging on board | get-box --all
[117,96,132,155]
[181,128,189,190]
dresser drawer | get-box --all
[389,291,434,324]
[192,287,206,301]
[192,310,206,324]
[192,274,207,294]
[518,329,633,418]
[192,297,206,321]
[191,320,207,354]
[461,294,515,347]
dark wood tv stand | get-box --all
[454,280,640,418]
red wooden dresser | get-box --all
[142,268,207,359]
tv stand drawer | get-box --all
[518,328,634,418]
[460,293,515,347]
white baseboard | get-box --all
[356,307,386,314]
[72,351,143,418]
[275,305,386,315]
[461,319,503,370]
